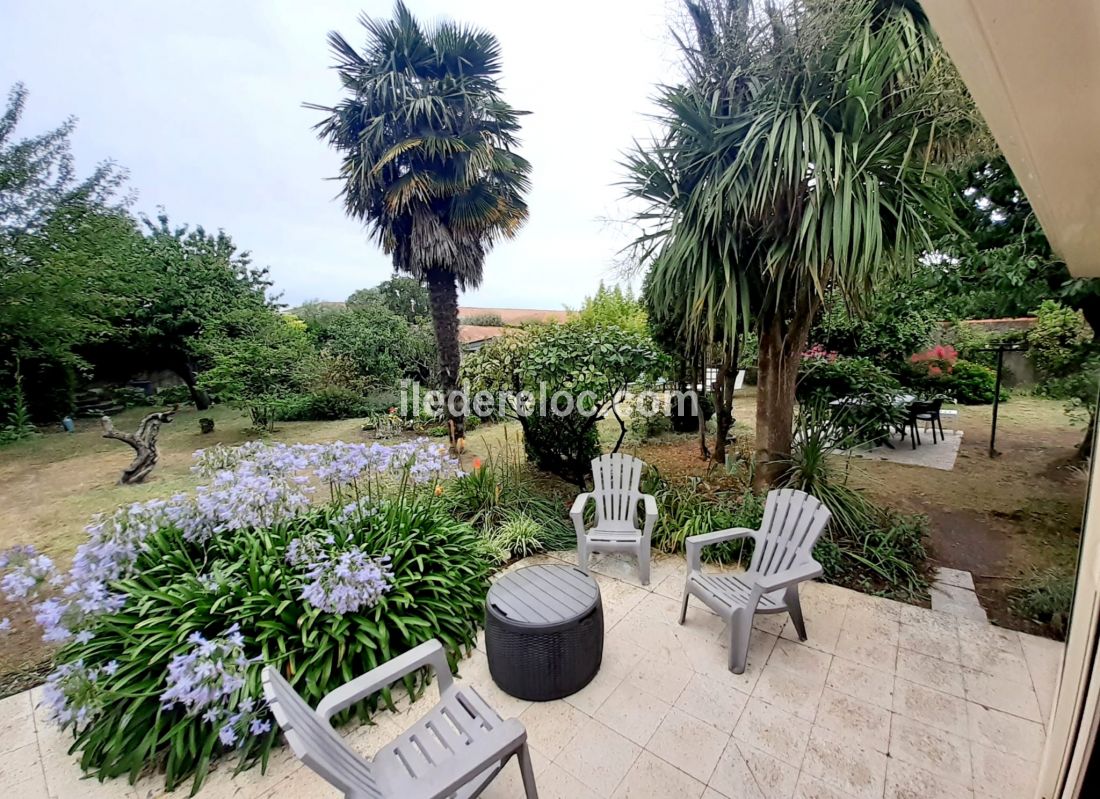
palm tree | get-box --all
[626,0,980,486]
[309,2,530,443]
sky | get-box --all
[0,0,682,309]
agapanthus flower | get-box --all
[297,543,393,615]
[159,625,252,714]
[41,659,112,730]
[0,545,57,602]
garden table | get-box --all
[484,564,603,700]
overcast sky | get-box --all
[0,0,681,309]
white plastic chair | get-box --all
[262,640,537,798]
[680,489,831,673]
[571,453,657,585]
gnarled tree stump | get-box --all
[101,407,177,484]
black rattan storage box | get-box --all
[484,564,603,701]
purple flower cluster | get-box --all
[194,439,462,489]
[41,658,117,730]
[0,544,58,602]
[297,543,393,615]
[157,624,274,749]
[204,696,272,748]
[160,624,251,714]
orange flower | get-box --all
[472,457,483,471]
[434,484,443,497]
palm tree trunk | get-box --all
[425,266,465,445]
[753,308,814,489]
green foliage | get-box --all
[522,410,602,487]
[639,468,765,562]
[903,356,1002,404]
[0,364,37,444]
[487,512,548,562]
[462,321,664,484]
[937,322,997,369]
[64,498,491,792]
[275,387,369,422]
[926,156,1100,334]
[1027,300,1092,386]
[461,313,504,327]
[780,406,930,598]
[1012,569,1076,637]
[110,386,154,409]
[441,446,573,553]
[797,356,903,446]
[156,385,194,406]
[629,393,673,443]
[943,360,1000,404]
[196,310,320,430]
[811,289,939,364]
[311,302,434,389]
[572,282,648,335]
[347,277,431,325]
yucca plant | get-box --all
[625,0,982,486]
[309,1,531,444]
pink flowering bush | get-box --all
[908,344,958,378]
[0,439,489,793]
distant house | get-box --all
[458,325,506,351]
[457,306,569,351]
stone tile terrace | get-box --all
[0,552,1062,799]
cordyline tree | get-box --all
[310,2,531,447]
[625,0,980,487]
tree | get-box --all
[310,1,531,447]
[925,156,1100,337]
[462,321,663,485]
[0,83,132,419]
[347,276,431,324]
[572,282,648,334]
[626,0,977,486]
[313,302,434,389]
[196,308,319,430]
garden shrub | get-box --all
[110,386,154,408]
[797,353,903,446]
[487,512,550,562]
[944,360,1000,404]
[156,384,194,406]
[460,312,504,326]
[1028,300,1092,382]
[0,439,487,794]
[639,467,764,563]
[275,386,369,421]
[522,409,601,486]
[442,447,573,553]
[811,293,938,364]
[628,392,673,443]
[462,320,664,485]
[1012,568,1076,637]
[903,349,1001,404]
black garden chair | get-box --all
[901,397,944,449]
